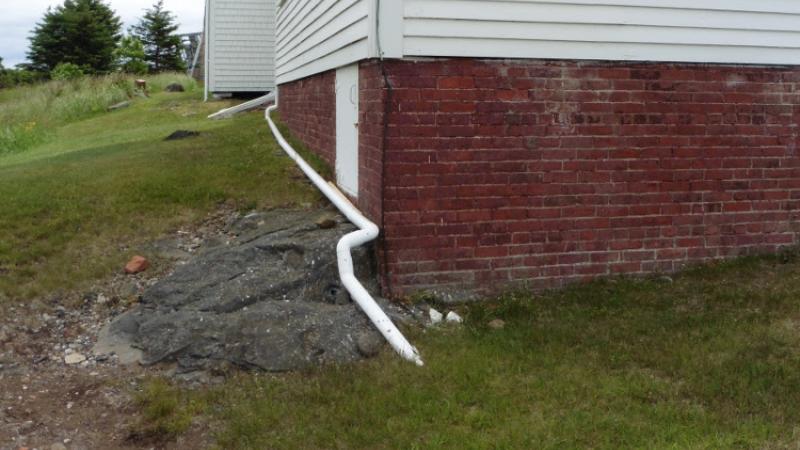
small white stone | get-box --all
[64,353,86,365]
[446,311,463,324]
[97,294,108,304]
[429,308,443,324]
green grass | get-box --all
[0,77,323,302]
[0,73,198,155]
[0,74,189,153]
[138,253,800,449]
[132,378,208,441]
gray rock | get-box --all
[64,353,86,365]
[356,331,384,358]
[93,321,143,365]
[165,83,185,92]
[107,101,130,111]
[145,237,192,261]
[103,209,393,372]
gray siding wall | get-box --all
[208,0,276,93]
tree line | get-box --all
[2,0,186,88]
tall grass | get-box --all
[0,73,198,156]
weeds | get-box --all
[0,73,198,155]
[131,379,206,442]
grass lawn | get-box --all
[0,75,322,301]
[139,254,800,449]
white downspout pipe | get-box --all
[264,104,424,366]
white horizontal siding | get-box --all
[208,0,276,93]
[403,0,800,65]
[276,0,372,83]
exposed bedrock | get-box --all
[99,209,407,372]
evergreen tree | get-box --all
[0,58,7,88]
[130,1,186,73]
[114,36,148,74]
[27,0,122,74]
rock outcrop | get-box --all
[98,210,403,372]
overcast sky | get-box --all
[1,0,205,67]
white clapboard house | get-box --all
[274,0,800,298]
[203,0,276,99]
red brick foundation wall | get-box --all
[381,58,800,297]
[278,67,385,222]
[277,70,336,168]
[279,58,800,299]
[357,63,387,223]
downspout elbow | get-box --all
[264,103,423,367]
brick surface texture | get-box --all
[279,58,800,298]
[277,70,336,167]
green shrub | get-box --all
[115,36,148,75]
[0,67,47,89]
[51,63,85,81]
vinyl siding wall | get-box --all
[208,0,276,93]
[276,0,800,84]
[276,0,372,84]
[403,0,800,65]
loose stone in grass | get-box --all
[429,308,443,325]
[165,82,185,92]
[446,311,463,324]
[64,353,86,365]
[488,319,506,330]
[124,256,149,274]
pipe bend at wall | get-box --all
[264,104,424,366]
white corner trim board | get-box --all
[264,103,424,367]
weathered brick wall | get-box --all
[357,63,387,223]
[380,58,800,297]
[277,70,336,168]
[279,58,800,299]
[279,67,384,221]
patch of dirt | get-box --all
[0,203,424,449]
[0,203,247,449]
